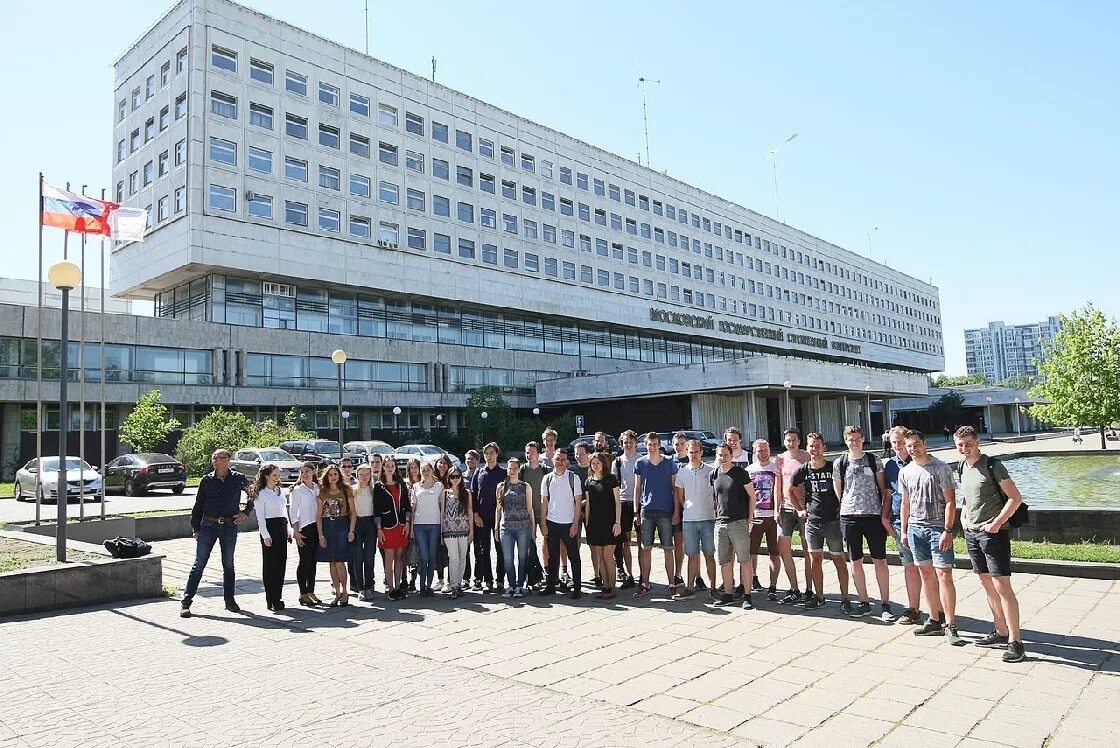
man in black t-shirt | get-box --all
[710,444,756,610]
[789,433,851,612]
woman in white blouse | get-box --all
[254,464,290,612]
[411,462,445,597]
[288,462,322,607]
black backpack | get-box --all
[956,457,1029,528]
[835,452,880,498]
[103,536,152,559]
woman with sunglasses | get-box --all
[288,461,322,606]
[441,468,474,597]
[317,464,356,607]
[374,454,411,600]
[495,457,535,598]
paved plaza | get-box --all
[1,533,1118,747]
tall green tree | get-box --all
[119,390,180,453]
[248,408,316,448]
[932,373,989,388]
[1030,304,1120,449]
[174,408,255,475]
[928,391,967,431]
[463,386,513,449]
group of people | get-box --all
[179,423,1027,663]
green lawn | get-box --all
[0,482,13,498]
[186,477,200,487]
[786,532,1120,565]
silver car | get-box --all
[390,444,462,473]
[229,448,304,484]
[343,440,397,466]
[14,456,103,503]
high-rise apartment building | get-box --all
[964,316,1063,383]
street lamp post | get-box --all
[48,261,82,563]
[532,407,540,417]
[782,381,792,428]
[986,396,993,436]
[1014,398,1021,437]
[331,350,346,452]
[480,410,488,445]
[392,406,402,434]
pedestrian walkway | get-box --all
[1,535,1117,746]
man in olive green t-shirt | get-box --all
[953,426,1026,663]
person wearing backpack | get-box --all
[539,450,584,599]
[832,425,894,620]
[953,426,1027,663]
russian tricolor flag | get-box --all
[41,181,147,241]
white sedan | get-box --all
[13,457,103,503]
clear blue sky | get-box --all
[5,0,1117,374]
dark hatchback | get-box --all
[103,453,188,496]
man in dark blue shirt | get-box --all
[181,449,254,617]
[468,442,507,593]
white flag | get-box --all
[109,206,148,242]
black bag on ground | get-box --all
[104,536,152,558]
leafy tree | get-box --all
[928,391,967,431]
[247,408,316,449]
[1001,374,1037,390]
[463,386,514,449]
[932,373,989,388]
[1030,304,1120,449]
[174,408,255,476]
[119,390,180,453]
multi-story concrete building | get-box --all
[965,317,1062,383]
[2,0,945,467]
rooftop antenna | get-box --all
[769,132,798,221]
[431,56,437,83]
[638,77,661,168]
[364,1,369,54]
[866,226,879,260]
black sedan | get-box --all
[103,453,188,496]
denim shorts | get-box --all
[639,508,675,549]
[908,525,955,568]
[891,520,915,565]
[682,519,715,557]
[778,509,805,539]
[804,518,844,555]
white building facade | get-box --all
[965,317,1062,383]
[64,0,947,452]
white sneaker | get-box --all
[502,587,514,598]
[513,587,524,598]
[440,584,453,594]
[561,571,572,587]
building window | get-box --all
[157,196,169,222]
[209,91,236,118]
[562,261,576,280]
[432,159,449,180]
[248,146,272,173]
[319,208,340,232]
[504,249,519,269]
[350,216,371,237]
[560,198,573,216]
[284,157,308,182]
[130,128,140,152]
[544,257,557,276]
[559,166,572,184]
[432,122,448,143]
[457,202,474,223]
[458,238,475,259]
[405,111,424,135]
[429,233,452,255]
[624,189,635,206]
[285,70,307,96]
[116,140,125,163]
[500,146,515,166]
[285,201,308,226]
[480,173,495,193]
[378,103,398,126]
[597,269,610,287]
[211,45,237,72]
[319,82,340,107]
[503,214,517,233]
[542,223,556,243]
[144,117,155,141]
[250,58,273,84]
[457,165,473,187]
[456,129,472,150]
[479,138,494,158]
[481,208,496,228]
[174,139,186,166]
[432,195,450,216]
[174,187,185,213]
[521,153,535,172]
[523,219,537,239]
[319,166,340,190]
[173,92,186,119]
[502,180,516,199]
[131,87,141,110]
[208,184,235,212]
[405,150,424,173]
[349,93,370,117]
[157,150,168,176]
[379,181,399,205]
[319,124,340,149]
[378,142,397,165]
[350,133,370,158]
[248,102,273,130]
[160,61,171,86]
[209,137,236,165]
[176,47,188,73]
[406,188,425,211]
[350,174,371,197]
[286,113,307,139]
[542,192,555,211]
[481,244,498,264]
[525,253,540,272]
[117,98,126,122]
[593,178,605,196]
[407,227,425,249]
[143,161,153,185]
[522,187,536,205]
[576,172,589,190]
[128,171,137,195]
[247,193,273,219]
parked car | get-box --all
[102,453,187,497]
[567,434,620,455]
[279,440,361,467]
[343,440,397,465]
[390,444,459,472]
[14,456,103,503]
[229,448,304,484]
[657,430,720,458]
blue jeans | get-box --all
[500,525,531,588]
[183,520,239,602]
[414,524,441,590]
[908,525,956,568]
[349,516,377,591]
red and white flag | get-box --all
[41,181,147,241]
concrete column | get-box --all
[745,391,758,439]
[883,397,892,429]
[813,394,822,434]
[690,396,702,431]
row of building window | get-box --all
[197,45,939,321]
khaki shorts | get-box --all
[715,520,751,565]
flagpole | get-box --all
[99,189,107,519]
[35,174,43,525]
[78,187,87,522]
